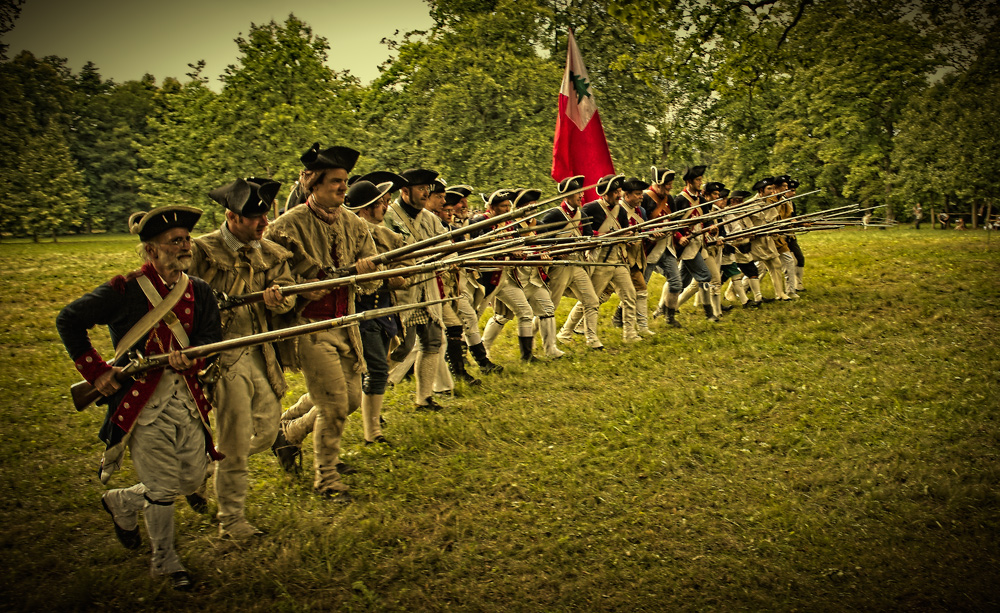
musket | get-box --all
[325,182,598,276]
[403,218,593,262]
[458,259,624,268]
[70,298,452,411]
[723,203,860,241]
[692,190,822,238]
[221,246,490,310]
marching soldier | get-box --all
[673,166,718,322]
[383,168,450,408]
[543,176,604,350]
[563,174,641,342]
[264,142,379,501]
[57,205,222,590]
[643,167,684,328]
[189,178,296,539]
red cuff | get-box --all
[73,348,112,384]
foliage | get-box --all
[5,123,89,240]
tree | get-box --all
[7,124,89,241]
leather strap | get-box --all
[113,273,190,361]
[134,274,191,352]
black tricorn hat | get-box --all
[513,188,542,208]
[622,177,650,192]
[399,168,439,187]
[774,174,792,186]
[730,190,752,200]
[752,177,775,192]
[557,175,585,194]
[703,181,725,195]
[683,165,707,182]
[347,174,361,186]
[596,174,625,197]
[483,189,517,209]
[300,142,360,172]
[444,191,464,207]
[650,166,676,185]
[447,184,474,198]
[718,188,731,200]
[345,180,393,211]
[128,205,202,242]
[209,177,281,217]
[430,179,448,194]
[788,179,800,189]
[358,171,407,193]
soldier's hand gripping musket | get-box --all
[71,298,452,411]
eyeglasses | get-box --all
[160,236,192,248]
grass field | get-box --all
[1,228,998,611]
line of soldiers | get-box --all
[56,142,809,590]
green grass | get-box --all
[1,229,998,611]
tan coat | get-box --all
[263,204,379,373]
[190,231,295,398]
[745,195,780,261]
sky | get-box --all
[2,0,435,88]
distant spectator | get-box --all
[913,203,923,229]
[955,218,967,230]
[938,212,949,229]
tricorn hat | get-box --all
[703,181,725,195]
[718,188,731,200]
[358,171,407,193]
[730,190,751,200]
[399,168,439,187]
[445,185,473,207]
[483,189,517,209]
[209,177,280,217]
[300,142,360,172]
[513,188,542,208]
[557,175,585,194]
[787,179,800,189]
[128,205,202,242]
[683,165,707,182]
[774,174,792,186]
[430,179,448,195]
[622,177,650,192]
[650,166,676,185]
[752,177,775,192]
[345,180,393,211]
[596,174,625,197]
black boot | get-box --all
[666,308,682,328]
[518,335,539,363]
[445,326,481,386]
[611,305,623,328]
[703,304,719,323]
[469,341,503,374]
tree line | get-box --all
[1,0,997,240]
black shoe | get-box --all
[185,493,209,515]
[365,435,392,447]
[335,462,357,475]
[101,496,142,550]
[271,429,302,475]
[721,305,734,312]
[666,308,682,329]
[469,342,504,375]
[761,297,775,303]
[317,489,352,503]
[458,372,482,386]
[171,571,194,591]
[416,397,444,411]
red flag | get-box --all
[551,30,615,202]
